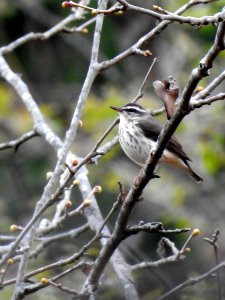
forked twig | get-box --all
[0,130,39,151]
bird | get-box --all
[110,102,203,182]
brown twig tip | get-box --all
[64,200,73,209]
[144,50,152,57]
[70,158,78,166]
[133,48,153,57]
[62,1,74,8]
[62,1,94,12]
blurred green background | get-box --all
[0,0,225,299]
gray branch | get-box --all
[85,15,225,295]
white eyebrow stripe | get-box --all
[123,105,146,113]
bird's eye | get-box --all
[125,108,137,113]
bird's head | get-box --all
[110,103,147,121]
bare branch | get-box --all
[0,130,38,151]
[0,13,86,54]
[21,260,92,297]
[191,93,225,109]
[0,3,137,296]
[204,229,222,300]
[132,57,159,102]
[0,1,224,299]
[131,254,183,271]
[116,0,224,26]
[157,259,225,300]
[85,16,225,294]
[192,69,225,100]
[126,222,191,236]
[97,0,219,71]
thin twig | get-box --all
[85,13,225,294]
[0,130,38,151]
[157,259,225,300]
[117,0,224,26]
[132,57,159,103]
[204,229,222,300]
[126,222,191,236]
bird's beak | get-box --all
[110,105,123,112]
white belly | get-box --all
[118,120,187,169]
[118,122,154,166]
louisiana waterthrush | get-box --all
[111,103,203,183]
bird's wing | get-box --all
[138,118,191,163]
[137,117,162,141]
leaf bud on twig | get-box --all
[184,247,191,253]
[70,158,78,166]
[73,179,79,187]
[194,86,204,94]
[64,200,72,209]
[40,278,49,285]
[92,9,98,16]
[192,228,200,237]
[10,224,20,232]
[114,11,124,16]
[144,50,152,57]
[153,5,159,11]
[81,28,88,34]
[46,171,53,180]
[7,258,14,265]
[93,185,102,193]
[62,1,73,8]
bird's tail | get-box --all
[160,152,204,182]
[187,166,204,183]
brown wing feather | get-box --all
[138,118,191,165]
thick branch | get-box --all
[0,2,138,300]
[86,17,225,293]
